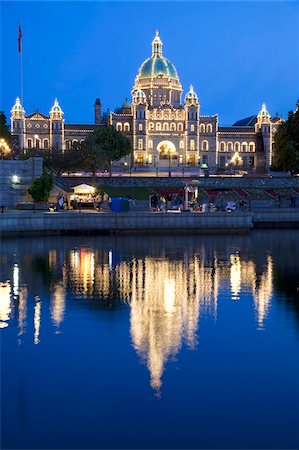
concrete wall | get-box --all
[0,158,43,207]
[0,211,253,236]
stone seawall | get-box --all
[1,209,299,237]
[0,211,253,236]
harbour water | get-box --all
[1,231,298,449]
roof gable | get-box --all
[26,111,49,120]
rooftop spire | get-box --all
[152,30,163,57]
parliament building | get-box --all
[11,31,283,172]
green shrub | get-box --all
[28,171,53,202]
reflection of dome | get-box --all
[137,31,179,80]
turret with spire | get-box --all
[11,97,25,149]
[50,99,64,150]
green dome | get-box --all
[122,98,132,109]
[138,55,178,79]
[137,32,179,80]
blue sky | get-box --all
[1,1,298,125]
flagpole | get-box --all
[20,28,23,104]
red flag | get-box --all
[18,25,22,53]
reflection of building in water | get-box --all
[253,255,273,329]
[230,254,256,300]
[34,296,41,345]
[13,264,19,298]
[126,256,219,392]
[50,281,66,330]
[0,281,11,328]
[3,245,274,391]
[50,260,67,330]
[18,287,28,338]
[68,248,95,298]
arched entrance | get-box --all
[157,141,177,165]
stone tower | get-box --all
[94,98,102,125]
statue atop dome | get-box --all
[152,30,163,57]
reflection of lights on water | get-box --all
[109,250,113,271]
[129,257,218,393]
[164,279,175,314]
[230,254,241,300]
[34,296,41,345]
[4,246,274,393]
[50,281,66,330]
[13,264,19,297]
[73,250,79,268]
[253,255,273,330]
[0,281,11,328]
[18,287,28,337]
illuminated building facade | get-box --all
[10,32,283,172]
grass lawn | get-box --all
[96,186,152,200]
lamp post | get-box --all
[168,148,175,177]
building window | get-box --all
[234,142,240,152]
[190,140,195,150]
[156,122,161,131]
[178,123,183,132]
[27,139,32,149]
[124,122,130,132]
[190,124,195,132]
[149,122,154,130]
[148,140,153,149]
[220,142,226,152]
[43,139,49,149]
[242,142,248,152]
[139,123,143,132]
[138,139,143,150]
[206,124,212,133]
[219,156,226,168]
[170,123,176,131]
[200,124,205,133]
[35,139,40,149]
[180,140,184,149]
[163,123,169,131]
[202,140,209,151]
[227,142,233,152]
[116,122,122,131]
[249,142,255,152]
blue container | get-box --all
[111,198,122,212]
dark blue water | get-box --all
[1,231,298,449]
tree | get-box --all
[273,103,299,173]
[82,126,132,175]
[28,171,54,202]
[21,147,82,175]
[0,112,12,147]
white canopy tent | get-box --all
[71,184,96,195]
